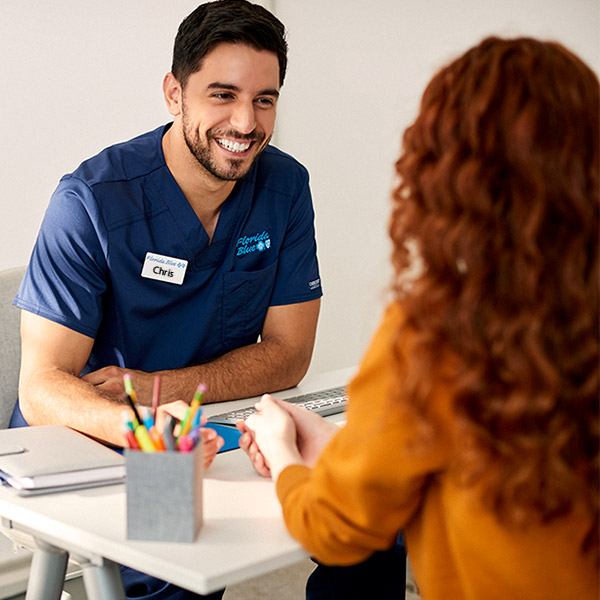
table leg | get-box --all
[25,539,68,600]
[80,557,126,600]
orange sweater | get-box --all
[276,303,599,600]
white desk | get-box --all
[0,367,355,600]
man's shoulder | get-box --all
[64,125,167,188]
[259,144,308,174]
[254,145,310,193]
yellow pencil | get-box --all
[134,424,156,453]
[123,373,138,404]
[180,383,206,437]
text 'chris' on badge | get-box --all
[141,252,188,285]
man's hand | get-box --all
[82,366,152,403]
[156,401,223,469]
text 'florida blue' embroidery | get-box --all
[236,231,271,256]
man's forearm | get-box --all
[19,336,310,445]
[81,299,320,409]
[156,335,313,405]
[19,368,129,446]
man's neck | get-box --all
[162,125,235,242]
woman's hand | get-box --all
[238,395,303,480]
[276,400,340,467]
[237,419,272,478]
[238,394,340,480]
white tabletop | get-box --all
[0,366,355,595]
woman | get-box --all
[237,37,599,599]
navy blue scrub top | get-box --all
[14,124,322,400]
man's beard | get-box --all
[182,111,269,182]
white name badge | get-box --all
[141,252,188,285]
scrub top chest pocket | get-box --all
[221,261,278,348]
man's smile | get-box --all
[215,138,253,154]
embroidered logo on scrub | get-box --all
[236,231,271,257]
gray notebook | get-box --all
[0,425,125,495]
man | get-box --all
[11,1,321,598]
[12,1,320,441]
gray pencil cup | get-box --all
[125,441,203,542]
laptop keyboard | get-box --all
[207,386,348,426]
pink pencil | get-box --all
[152,374,162,422]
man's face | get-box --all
[180,43,280,181]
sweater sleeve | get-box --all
[275,303,453,565]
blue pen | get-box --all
[191,405,203,429]
[140,406,155,431]
[139,406,166,451]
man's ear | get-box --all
[163,72,182,117]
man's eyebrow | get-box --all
[207,82,280,98]
[258,88,280,98]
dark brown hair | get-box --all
[390,37,599,553]
[172,0,287,89]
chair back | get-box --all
[0,267,25,428]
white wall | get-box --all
[0,0,202,264]
[274,0,599,376]
[1,1,598,377]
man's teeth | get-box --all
[216,139,251,153]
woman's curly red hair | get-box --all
[390,37,599,553]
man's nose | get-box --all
[229,102,256,135]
